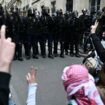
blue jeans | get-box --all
[9,98,16,105]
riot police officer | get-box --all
[69,11,80,57]
[45,8,54,58]
[53,10,65,58]
[38,6,47,58]
[9,6,23,61]
[79,9,92,51]
[20,10,30,59]
[26,8,39,59]
[64,12,70,55]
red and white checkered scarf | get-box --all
[62,64,104,105]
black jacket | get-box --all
[0,72,11,105]
[91,34,105,63]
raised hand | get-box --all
[0,25,15,73]
[26,66,37,84]
[91,21,99,34]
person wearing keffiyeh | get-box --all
[62,64,104,105]
[96,63,105,104]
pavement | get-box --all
[10,55,83,105]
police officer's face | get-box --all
[0,15,2,18]
[102,32,105,37]
[10,16,13,20]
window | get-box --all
[66,0,73,12]
[97,0,101,11]
[51,1,56,13]
[90,0,101,13]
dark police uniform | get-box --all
[69,12,80,57]
[46,14,54,58]
[9,10,23,61]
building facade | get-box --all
[1,0,105,13]
[23,0,105,13]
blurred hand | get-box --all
[0,25,15,73]
[26,66,37,84]
[91,21,99,34]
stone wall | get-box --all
[56,0,66,13]
[73,0,89,13]
[100,0,105,10]
[14,0,105,13]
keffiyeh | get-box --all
[62,64,104,105]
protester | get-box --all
[26,66,38,105]
[0,25,15,105]
[83,19,105,73]
[83,57,98,79]
[97,63,105,104]
[0,25,38,105]
[62,64,104,105]
[90,21,105,64]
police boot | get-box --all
[75,53,80,57]
[18,57,24,61]
[60,54,65,58]
[48,54,54,59]
[13,52,17,60]
[26,56,31,60]
[33,55,39,59]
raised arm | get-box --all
[26,66,38,105]
[91,22,105,62]
[0,25,15,105]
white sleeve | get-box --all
[26,83,38,105]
